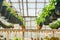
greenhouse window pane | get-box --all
[32,32,37,38]
[28,3,35,8]
[27,32,31,38]
[20,3,22,9]
[37,9,42,13]
[24,9,27,16]
[28,0,35,2]
[16,32,23,38]
[31,18,35,20]
[12,3,19,9]
[16,9,20,13]
[6,0,9,3]
[37,3,44,8]
[24,38,31,40]
[28,9,35,16]
[36,9,42,16]
[37,0,44,2]
[24,3,27,9]
[23,0,26,2]
[46,0,50,2]
[11,0,18,2]
[26,22,30,26]
[31,21,36,26]
[24,32,28,38]
[12,3,20,13]
[25,18,30,21]
[31,26,36,29]
[26,26,31,29]
[19,0,26,2]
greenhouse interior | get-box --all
[0,0,60,40]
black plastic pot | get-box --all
[1,6,7,16]
[55,3,60,18]
[49,10,57,21]
[50,14,57,21]
[18,19,23,25]
[8,14,23,25]
[8,14,14,23]
[56,0,60,5]
[0,0,4,15]
[5,11,11,19]
[13,16,23,25]
[44,15,52,25]
[0,0,4,6]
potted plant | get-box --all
[36,0,55,29]
[0,0,25,29]
[9,8,25,28]
[36,14,45,30]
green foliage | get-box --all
[2,0,25,26]
[6,7,12,11]
[50,0,56,4]
[36,0,55,25]
[36,14,45,25]
[10,8,24,22]
[44,36,59,40]
[2,0,11,6]
[7,7,24,25]
[49,20,60,29]
[13,37,21,40]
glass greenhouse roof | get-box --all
[0,0,52,40]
